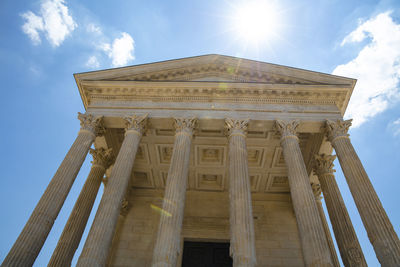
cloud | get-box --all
[21,0,77,47]
[333,11,400,127]
[85,55,100,68]
[388,118,400,136]
[101,32,135,67]
[87,23,102,35]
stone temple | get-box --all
[2,55,400,267]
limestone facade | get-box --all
[3,54,400,267]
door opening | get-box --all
[181,241,233,267]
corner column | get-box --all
[226,118,256,267]
[48,148,114,267]
[275,120,333,267]
[311,183,341,267]
[77,114,147,267]
[313,153,367,267]
[2,113,104,267]
[326,119,400,266]
[151,118,197,267]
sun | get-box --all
[231,1,282,45]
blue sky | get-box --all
[1,0,400,266]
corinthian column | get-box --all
[274,120,333,267]
[2,113,104,267]
[77,114,147,267]
[313,153,366,267]
[326,119,400,266]
[48,148,114,267]
[311,183,341,267]
[225,118,256,267]
[152,118,197,267]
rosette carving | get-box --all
[325,119,352,142]
[78,112,105,136]
[313,154,336,177]
[89,148,114,169]
[174,117,197,135]
[225,118,249,137]
[124,114,148,134]
[274,120,299,141]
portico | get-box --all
[3,55,399,267]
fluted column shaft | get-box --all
[315,169,367,266]
[48,148,114,267]
[311,183,341,267]
[275,120,333,267]
[326,120,400,266]
[316,198,341,267]
[226,119,256,267]
[152,118,196,267]
[77,115,147,267]
[2,113,103,267]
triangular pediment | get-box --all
[75,54,355,86]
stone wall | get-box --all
[107,189,304,267]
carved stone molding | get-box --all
[89,148,115,170]
[78,112,105,137]
[225,118,249,137]
[274,120,300,142]
[313,154,336,177]
[174,117,197,135]
[124,114,148,134]
[325,119,352,143]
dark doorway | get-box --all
[181,241,233,267]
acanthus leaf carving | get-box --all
[78,112,105,137]
[310,182,322,200]
[89,147,115,170]
[225,118,250,137]
[124,114,148,134]
[313,154,336,177]
[274,120,300,141]
[325,119,352,142]
[174,117,197,135]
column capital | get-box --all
[174,117,197,136]
[120,198,130,217]
[325,119,352,143]
[313,154,336,177]
[78,112,105,137]
[124,114,148,135]
[311,182,322,201]
[225,118,249,138]
[89,148,114,170]
[274,120,300,142]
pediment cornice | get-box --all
[75,55,356,115]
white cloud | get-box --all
[388,118,400,136]
[21,11,44,45]
[87,23,102,35]
[85,56,100,68]
[21,0,77,47]
[101,32,135,67]
[333,11,400,127]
